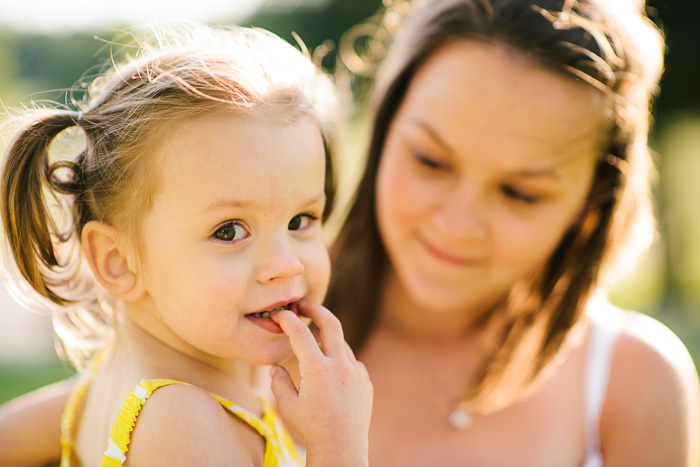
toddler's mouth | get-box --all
[246,301,300,320]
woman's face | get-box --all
[376,40,609,316]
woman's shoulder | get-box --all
[587,299,698,394]
[124,381,261,465]
[588,298,699,465]
[586,295,696,380]
[619,309,696,378]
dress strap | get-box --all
[100,379,184,467]
[60,372,92,467]
[212,391,303,466]
[60,354,106,467]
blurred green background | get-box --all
[0,0,698,413]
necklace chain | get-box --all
[374,325,482,430]
[409,341,478,431]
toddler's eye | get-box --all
[501,185,538,204]
[213,223,248,242]
[288,214,316,231]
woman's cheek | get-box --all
[495,208,570,271]
[382,164,440,221]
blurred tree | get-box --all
[645,0,700,313]
[0,32,24,104]
[245,0,382,71]
[0,30,109,107]
[646,0,700,124]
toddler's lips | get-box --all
[246,301,299,319]
[245,301,300,334]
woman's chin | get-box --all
[407,280,505,321]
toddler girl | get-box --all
[0,23,372,466]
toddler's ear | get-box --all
[81,221,145,301]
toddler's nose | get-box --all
[255,238,304,283]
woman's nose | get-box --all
[433,180,488,239]
[255,237,305,283]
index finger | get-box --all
[297,302,348,359]
[271,309,324,363]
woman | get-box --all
[1,0,698,465]
[326,0,698,464]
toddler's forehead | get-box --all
[150,113,326,204]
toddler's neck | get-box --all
[110,316,256,396]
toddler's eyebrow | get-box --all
[202,192,326,213]
[204,199,257,212]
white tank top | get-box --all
[581,304,625,467]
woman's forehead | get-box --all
[395,40,610,165]
[410,40,609,119]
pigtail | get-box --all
[1,110,84,305]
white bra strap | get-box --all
[583,305,624,454]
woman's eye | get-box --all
[288,214,317,231]
[212,223,248,242]
[501,185,539,204]
[414,152,446,171]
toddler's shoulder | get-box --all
[125,382,259,465]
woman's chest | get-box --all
[363,335,589,466]
[368,389,586,467]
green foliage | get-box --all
[0,357,75,405]
[0,29,111,108]
[246,0,382,70]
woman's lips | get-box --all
[419,238,483,266]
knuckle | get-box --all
[305,360,331,377]
[288,319,310,336]
[337,360,356,379]
[324,316,344,335]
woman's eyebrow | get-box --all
[505,166,563,180]
[410,117,565,180]
[409,118,454,153]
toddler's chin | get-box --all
[265,345,296,368]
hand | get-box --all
[270,302,373,466]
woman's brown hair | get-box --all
[327,0,664,412]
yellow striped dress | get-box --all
[60,374,303,467]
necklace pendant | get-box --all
[448,407,473,430]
